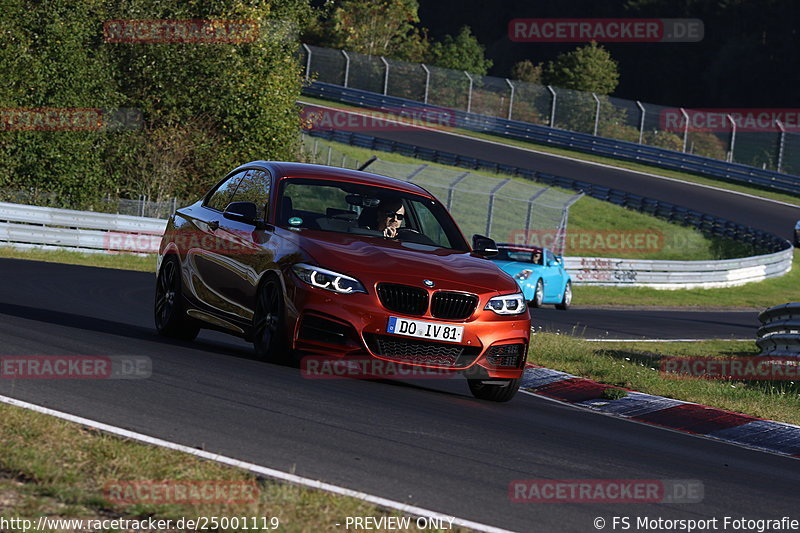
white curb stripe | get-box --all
[0,394,516,533]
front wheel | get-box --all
[555,281,572,311]
[253,276,291,364]
[468,378,520,402]
[154,255,200,341]
[529,279,544,308]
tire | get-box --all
[154,255,200,341]
[253,276,291,364]
[555,281,572,311]
[468,378,521,402]
[529,279,544,308]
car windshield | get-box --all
[277,178,469,251]
[497,246,542,263]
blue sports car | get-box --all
[492,244,572,310]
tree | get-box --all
[428,26,492,75]
[325,0,425,58]
[543,41,619,95]
[511,60,543,84]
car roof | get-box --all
[240,161,432,197]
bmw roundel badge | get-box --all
[423,279,435,287]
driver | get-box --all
[376,198,405,238]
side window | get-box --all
[230,169,271,218]
[205,171,246,211]
[412,199,452,249]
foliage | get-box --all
[511,60,543,84]
[644,130,684,151]
[543,41,619,95]
[0,0,312,207]
[427,26,493,75]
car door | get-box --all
[214,168,276,322]
[540,249,563,302]
[185,170,247,313]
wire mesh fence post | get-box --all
[636,101,645,144]
[485,179,509,238]
[680,108,689,152]
[465,71,473,113]
[776,120,786,172]
[405,164,428,182]
[302,43,311,80]
[380,56,389,95]
[524,188,550,244]
[421,64,430,104]
[592,93,601,136]
[341,50,350,88]
[326,146,332,166]
[505,79,515,120]
[727,114,736,162]
[446,171,470,211]
[547,85,557,128]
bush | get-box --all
[0,0,311,208]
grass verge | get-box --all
[529,332,800,426]
[0,401,469,532]
[299,96,800,207]
[0,247,155,273]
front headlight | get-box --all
[514,269,533,280]
[484,293,526,315]
[292,263,366,294]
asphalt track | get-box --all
[1,259,798,532]
[303,103,800,241]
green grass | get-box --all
[529,333,800,425]
[300,96,800,207]
[0,402,469,532]
[0,247,156,272]
[302,136,746,261]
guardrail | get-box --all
[0,187,793,289]
[302,82,800,196]
[757,303,800,356]
[565,250,792,288]
[0,202,166,254]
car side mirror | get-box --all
[223,201,265,228]
[471,234,498,258]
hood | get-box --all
[280,228,519,294]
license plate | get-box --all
[386,316,464,343]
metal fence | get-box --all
[301,44,800,175]
[302,135,583,253]
[0,189,178,219]
[304,128,792,258]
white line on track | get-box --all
[0,394,516,533]
[582,338,753,342]
[298,100,800,210]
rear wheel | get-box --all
[154,255,199,340]
[253,276,290,363]
[468,378,521,402]
[555,281,572,311]
[529,279,544,308]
